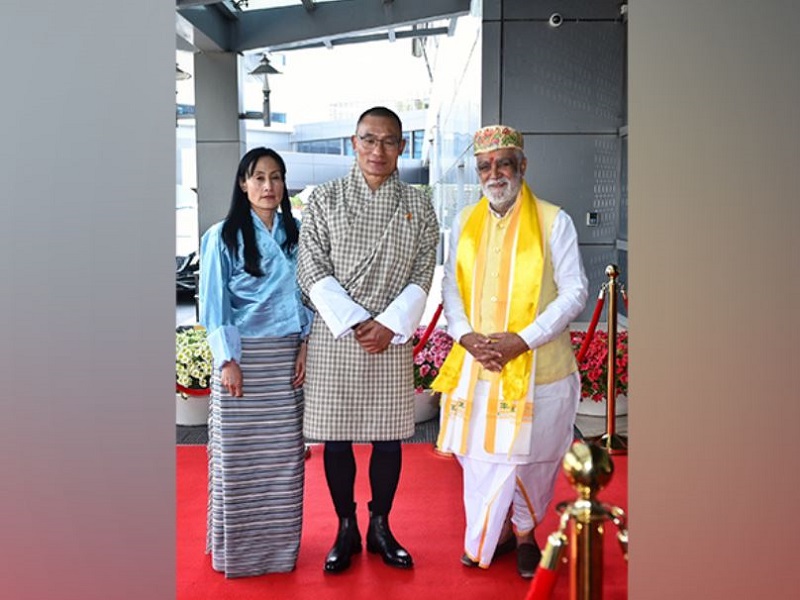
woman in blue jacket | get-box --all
[199,147,311,578]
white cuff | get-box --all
[374,284,428,344]
[309,276,372,339]
[206,325,241,366]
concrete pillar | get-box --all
[194,52,247,237]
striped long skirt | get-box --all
[205,335,305,578]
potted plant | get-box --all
[411,326,454,423]
[176,325,213,425]
[570,329,629,416]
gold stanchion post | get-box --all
[527,442,629,600]
[563,442,612,600]
[599,265,627,455]
[554,441,629,600]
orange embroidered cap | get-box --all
[472,125,524,155]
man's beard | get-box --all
[482,175,522,213]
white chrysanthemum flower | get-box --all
[176,326,213,391]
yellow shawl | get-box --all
[433,183,544,441]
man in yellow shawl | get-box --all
[432,125,588,578]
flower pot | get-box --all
[176,392,209,426]
[576,394,628,417]
[413,389,440,423]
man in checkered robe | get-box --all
[297,106,439,574]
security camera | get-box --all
[548,13,563,28]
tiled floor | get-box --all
[575,413,628,439]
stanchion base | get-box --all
[599,433,628,455]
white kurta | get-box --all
[439,205,588,462]
[439,199,588,566]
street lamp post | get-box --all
[248,54,281,127]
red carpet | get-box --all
[178,443,627,600]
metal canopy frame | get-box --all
[176,0,471,53]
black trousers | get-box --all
[323,440,402,518]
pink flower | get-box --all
[572,329,629,402]
[412,326,455,391]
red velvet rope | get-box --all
[413,303,444,356]
[576,288,605,363]
[621,287,629,312]
[176,383,211,397]
[524,566,560,600]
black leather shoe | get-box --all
[516,542,542,579]
[460,553,479,568]
[493,535,516,559]
[366,514,414,569]
[324,517,362,574]
[461,535,514,568]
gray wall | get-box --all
[1,1,175,598]
[630,1,800,597]
[482,0,627,321]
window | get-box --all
[400,129,425,159]
[412,130,424,159]
[296,139,342,155]
[294,130,425,158]
[400,131,411,158]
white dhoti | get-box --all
[443,373,580,567]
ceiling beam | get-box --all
[447,16,457,35]
[176,10,228,52]
[176,0,224,7]
[267,24,451,52]
[234,0,470,52]
[177,2,242,51]
[177,0,470,53]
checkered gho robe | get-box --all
[298,163,439,441]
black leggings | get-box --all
[323,440,402,518]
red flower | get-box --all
[572,329,629,402]
[411,327,454,393]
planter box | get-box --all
[414,390,440,423]
[576,394,628,417]
[176,393,209,426]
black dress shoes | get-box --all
[461,553,479,567]
[494,534,517,558]
[516,542,542,579]
[460,535,517,568]
[324,517,362,574]
[366,514,414,569]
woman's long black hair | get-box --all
[220,147,299,277]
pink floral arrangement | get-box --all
[411,326,454,393]
[570,330,629,401]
